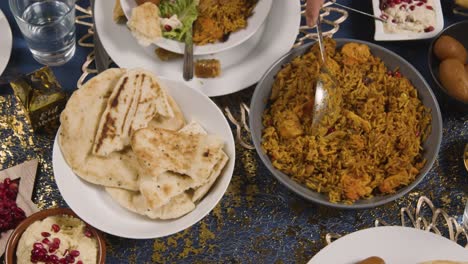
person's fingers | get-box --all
[306,0,324,27]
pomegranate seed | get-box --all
[65,254,75,263]
[394,0,401,4]
[70,250,80,257]
[4,178,11,185]
[408,0,412,3]
[389,2,395,7]
[49,255,59,263]
[164,24,172,31]
[53,237,61,246]
[49,246,57,253]
[424,26,434,32]
[426,5,433,10]
[52,224,61,233]
[59,258,67,264]
[416,2,424,6]
[8,182,18,192]
[394,71,401,77]
[42,238,50,244]
[33,243,44,250]
[77,261,83,264]
[84,228,93,238]
[41,232,51,237]
[409,5,415,10]
[392,19,397,23]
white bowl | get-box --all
[120,0,273,55]
[372,0,444,41]
[52,77,235,239]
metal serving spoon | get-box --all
[311,16,337,134]
[183,24,194,81]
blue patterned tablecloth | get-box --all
[0,0,467,263]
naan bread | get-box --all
[106,121,228,218]
[132,127,224,181]
[59,68,184,191]
[128,2,162,46]
[192,152,228,202]
[93,69,174,156]
[105,187,195,220]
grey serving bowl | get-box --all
[428,21,468,112]
[250,39,443,209]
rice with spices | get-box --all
[261,39,431,203]
[193,0,257,45]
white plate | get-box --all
[0,9,12,76]
[120,0,273,55]
[52,77,235,239]
[95,0,300,97]
[309,226,468,264]
[372,0,444,41]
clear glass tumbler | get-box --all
[9,0,76,66]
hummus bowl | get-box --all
[4,208,106,264]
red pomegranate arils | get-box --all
[41,232,51,237]
[164,24,172,31]
[77,261,83,264]
[33,243,44,249]
[424,26,434,32]
[42,238,50,244]
[409,5,415,10]
[52,224,61,233]
[426,5,433,10]
[416,2,424,6]
[70,250,80,257]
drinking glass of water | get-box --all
[9,0,76,66]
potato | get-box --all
[433,35,467,63]
[135,0,160,6]
[439,58,468,103]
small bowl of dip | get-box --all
[4,208,106,264]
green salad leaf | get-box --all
[159,0,198,41]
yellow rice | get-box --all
[193,0,256,45]
[261,39,432,203]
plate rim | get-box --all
[308,226,468,263]
[119,0,274,55]
[249,38,443,209]
[0,9,12,76]
[52,76,236,239]
[94,0,301,97]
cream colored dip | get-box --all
[16,215,97,264]
[382,0,436,33]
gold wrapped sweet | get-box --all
[10,67,67,134]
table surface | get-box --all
[0,0,467,263]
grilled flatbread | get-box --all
[105,187,195,220]
[128,2,162,46]
[105,122,228,218]
[93,69,174,156]
[59,68,183,191]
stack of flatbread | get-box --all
[59,68,228,219]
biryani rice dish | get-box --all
[261,39,431,203]
[193,0,257,45]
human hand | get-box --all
[306,0,325,27]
